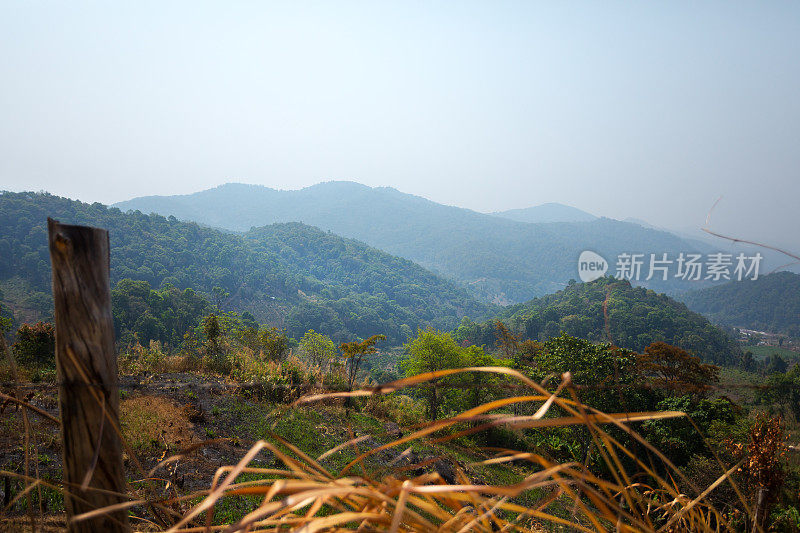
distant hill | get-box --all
[492,203,596,223]
[455,276,741,365]
[0,191,494,344]
[679,271,800,337]
[115,182,721,303]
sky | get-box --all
[1,2,799,249]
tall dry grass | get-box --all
[53,366,752,532]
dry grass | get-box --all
[60,367,750,532]
[120,395,197,453]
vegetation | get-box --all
[457,276,742,365]
[2,188,799,531]
[10,321,54,367]
[340,333,385,392]
[3,312,799,531]
[297,329,337,370]
[111,278,211,348]
[401,328,515,423]
[757,363,800,422]
[680,271,800,336]
[0,191,493,343]
[115,181,717,302]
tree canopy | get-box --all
[455,276,741,365]
[0,191,494,344]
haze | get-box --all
[1,2,799,249]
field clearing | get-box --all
[742,344,799,360]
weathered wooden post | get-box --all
[48,218,129,532]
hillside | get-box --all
[0,191,494,343]
[455,276,742,365]
[491,202,596,223]
[679,271,800,337]
[115,182,719,303]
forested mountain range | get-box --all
[0,191,494,343]
[455,276,741,365]
[678,271,800,337]
[115,181,723,303]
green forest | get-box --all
[455,276,742,365]
[1,192,747,364]
[0,191,493,343]
[680,271,800,336]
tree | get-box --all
[212,286,229,311]
[340,334,385,393]
[203,315,221,351]
[259,327,289,361]
[12,322,55,367]
[0,301,13,335]
[494,321,519,359]
[636,342,720,396]
[299,330,336,370]
[642,395,739,466]
[765,354,788,374]
[462,344,511,411]
[729,415,787,531]
[532,333,639,413]
[515,339,544,369]
[740,350,756,372]
[757,365,800,422]
[403,328,469,419]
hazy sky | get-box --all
[2,2,799,248]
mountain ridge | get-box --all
[115,181,724,303]
[492,202,596,223]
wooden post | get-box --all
[48,219,129,532]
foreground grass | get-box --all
[2,364,772,531]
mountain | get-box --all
[454,276,741,365]
[492,203,596,223]
[0,191,494,344]
[678,271,800,337]
[115,182,723,303]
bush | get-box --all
[364,393,425,427]
[12,322,55,367]
[120,395,195,452]
[229,348,277,383]
[118,340,198,374]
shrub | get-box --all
[120,395,194,451]
[12,322,55,367]
[364,393,425,427]
[229,347,277,383]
